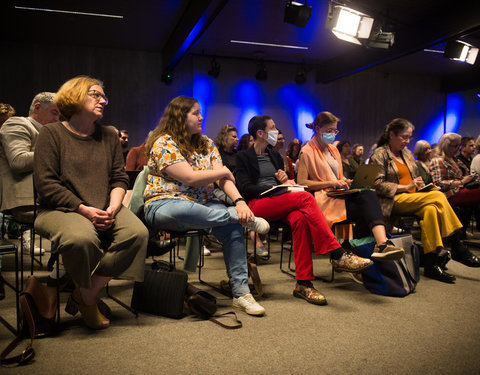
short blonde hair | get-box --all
[437,132,461,159]
[55,76,103,120]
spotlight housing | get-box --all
[208,57,221,78]
[325,3,373,45]
[161,71,173,85]
[444,40,478,65]
[255,61,267,81]
[284,1,312,28]
[294,66,307,84]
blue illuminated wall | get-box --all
[192,56,452,151]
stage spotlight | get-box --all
[255,61,267,81]
[161,71,173,85]
[294,66,307,84]
[476,91,480,100]
[365,26,394,49]
[325,3,374,45]
[444,40,478,65]
[208,57,220,78]
[284,1,312,28]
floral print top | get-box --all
[144,134,222,206]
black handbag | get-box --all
[131,261,188,319]
[185,284,242,329]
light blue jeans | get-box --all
[144,198,250,298]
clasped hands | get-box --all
[78,204,120,231]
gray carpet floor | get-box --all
[1,228,480,375]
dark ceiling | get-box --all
[3,0,480,91]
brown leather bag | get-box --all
[1,276,58,366]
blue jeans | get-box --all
[144,198,250,297]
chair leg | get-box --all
[105,283,138,317]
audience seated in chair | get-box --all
[34,76,148,330]
[429,132,480,238]
[142,96,268,316]
[0,93,60,256]
[369,118,480,284]
[235,114,374,306]
[413,140,434,185]
[296,111,404,261]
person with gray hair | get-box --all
[413,140,433,185]
[430,132,480,237]
[0,92,59,254]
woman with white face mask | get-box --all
[235,115,374,306]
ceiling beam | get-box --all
[161,0,229,71]
[316,1,480,83]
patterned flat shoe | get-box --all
[293,282,327,305]
[331,251,373,273]
[371,240,405,261]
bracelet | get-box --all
[233,197,246,206]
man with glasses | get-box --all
[0,92,60,254]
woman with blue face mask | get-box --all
[297,111,404,262]
[235,114,375,306]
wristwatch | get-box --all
[233,197,246,206]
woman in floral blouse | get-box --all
[370,119,479,284]
[143,96,268,316]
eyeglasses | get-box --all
[324,129,340,135]
[398,134,413,141]
[88,90,108,105]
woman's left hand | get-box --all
[235,201,254,225]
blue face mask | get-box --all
[322,132,336,144]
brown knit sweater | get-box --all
[34,122,128,212]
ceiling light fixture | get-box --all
[255,61,267,81]
[284,1,312,28]
[325,3,373,45]
[15,6,123,19]
[444,40,478,65]
[325,2,394,49]
[208,57,221,78]
[161,71,173,85]
[231,40,308,50]
[294,66,307,84]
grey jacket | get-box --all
[0,116,41,211]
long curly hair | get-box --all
[145,96,209,159]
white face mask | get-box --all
[266,130,279,147]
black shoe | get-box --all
[448,231,480,267]
[452,250,480,267]
[424,264,456,283]
[0,274,5,301]
[424,253,456,283]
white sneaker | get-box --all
[21,230,45,255]
[202,246,211,256]
[245,217,270,235]
[232,293,265,316]
[255,246,268,257]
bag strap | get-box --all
[397,259,417,291]
[0,295,36,366]
[247,256,263,297]
[209,311,243,330]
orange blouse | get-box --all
[394,159,415,193]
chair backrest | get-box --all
[127,166,148,218]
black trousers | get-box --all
[345,190,385,239]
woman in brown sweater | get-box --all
[34,76,148,329]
